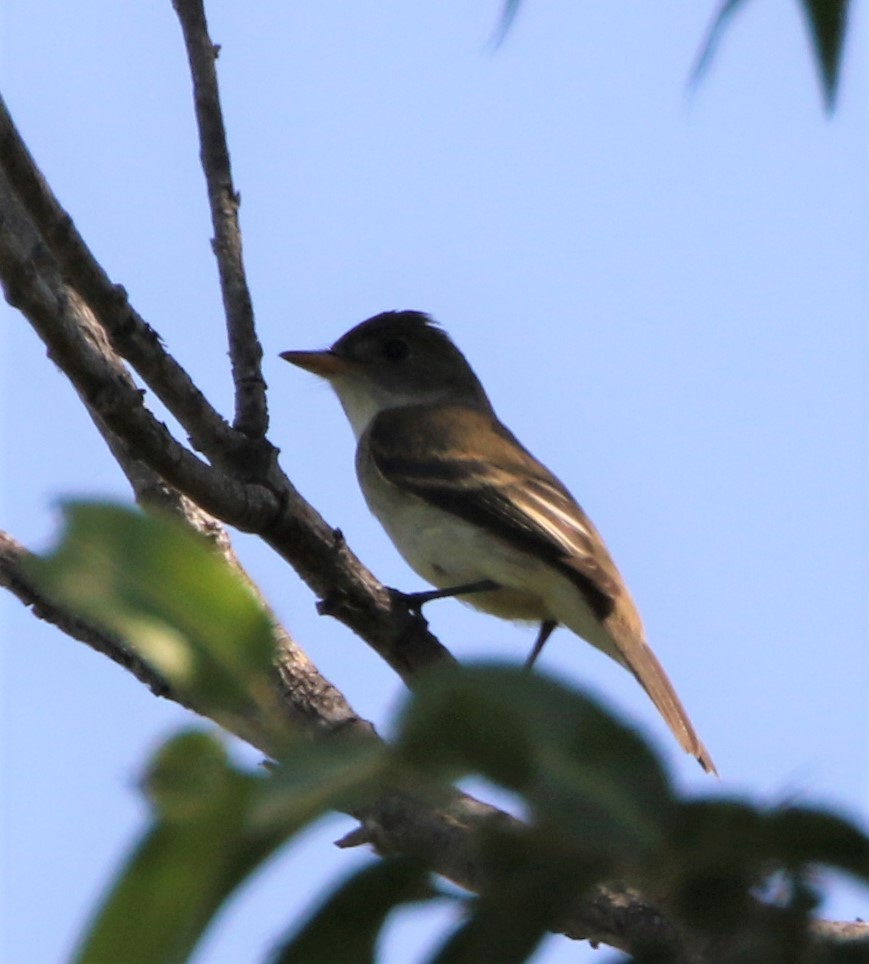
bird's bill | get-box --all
[279,349,351,378]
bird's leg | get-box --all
[404,579,500,613]
[524,619,558,670]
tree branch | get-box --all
[80,404,361,735]
[0,170,284,525]
[0,120,454,683]
[2,23,864,961]
[172,0,267,440]
[0,527,686,957]
[6,513,866,962]
[0,530,175,701]
[0,94,242,463]
[0,522,695,959]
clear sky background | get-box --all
[2,2,867,962]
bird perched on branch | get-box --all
[282,310,716,774]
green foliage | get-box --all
[396,663,672,864]
[28,502,283,742]
[799,0,851,107]
[269,859,433,964]
[72,731,275,964]
[427,831,599,964]
[31,503,869,961]
[691,0,851,110]
[495,0,522,45]
[498,0,852,110]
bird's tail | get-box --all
[621,638,718,776]
[554,592,717,775]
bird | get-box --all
[281,310,716,774]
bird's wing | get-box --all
[367,403,718,776]
[365,403,625,619]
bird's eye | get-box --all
[382,338,410,362]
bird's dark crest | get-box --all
[332,310,444,350]
[365,310,441,331]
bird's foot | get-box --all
[524,619,558,670]
[402,579,501,614]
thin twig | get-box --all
[7,509,867,962]
[0,161,454,683]
[0,167,695,956]
[0,531,176,700]
[0,94,241,462]
[2,90,866,964]
[85,406,362,734]
[171,0,267,440]
[0,175,272,531]
[0,522,683,958]
[0,522,689,959]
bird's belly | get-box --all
[368,495,550,622]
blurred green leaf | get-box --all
[142,729,236,822]
[666,799,869,937]
[396,663,534,790]
[429,830,598,964]
[672,799,768,873]
[75,727,391,964]
[667,800,770,931]
[494,0,522,45]
[799,0,851,109]
[45,509,869,962]
[73,732,281,964]
[396,664,672,862]
[692,0,850,110]
[765,806,869,881]
[27,502,279,733]
[270,858,433,964]
[252,735,388,836]
[504,0,852,109]
[672,800,869,882]
[690,0,749,87]
[430,896,544,964]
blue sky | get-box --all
[2,2,867,962]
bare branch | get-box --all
[3,29,862,960]
[0,160,453,688]
[0,162,692,952]
[84,405,361,735]
[0,526,684,957]
[172,0,267,439]
[810,920,869,953]
[0,167,393,715]
[0,529,176,701]
[0,176,276,531]
[0,94,242,463]
[0,95,458,688]
[7,508,865,962]
[340,793,869,961]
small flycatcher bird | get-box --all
[281,310,716,774]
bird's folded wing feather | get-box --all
[367,404,717,775]
[365,404,625,619]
